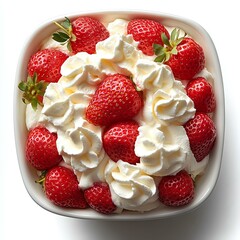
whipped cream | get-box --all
[105,160,160,212]
[25,104,42,130]
[96,34,142,76]
[78,156,110,189]
[135,124,193,176]
[56,121,105,172]
[25,18,211,212]
[133,59,195,125]
[107,18,128,36]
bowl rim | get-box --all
[13,10,225,221]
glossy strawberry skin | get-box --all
[71,16,109,54]
[85,74,143,126]
[127,19,170,56]
[45,166,88,209]
[184,113,217,162]
[26,126,62,170]
[186,77,216,113]
[158,170,194,207]
[27,49,68,83]
[166,38,205,80]
[84,182,116,214]
[103,121,140,164]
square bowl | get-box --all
[14,10,225,220]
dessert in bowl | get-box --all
[14,11,224,220]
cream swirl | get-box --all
[57,120,105,172]
[150,81,195,125]
[134,59,174,91]
[105,160,160,212]
[40,83,92,131]
[135,124,194,176]
[96,34,142,75]
[107,19,128,36]
[60,52,104,87]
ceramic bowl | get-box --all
[14,10,225,220]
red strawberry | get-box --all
[184,113,217,162]
[85,74,143,126]
[19,48,68,110]
[44,166,88,208]
[154,28,205,80]
[158,170,194,207]
[103,121,140,164]
[127,18,170,56]
[26,126,62,170]
[53,16,109,54]
[186,77,216,113]
[84,182,116,214]
[27,48,68,83]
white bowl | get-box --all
[13,10,225,220]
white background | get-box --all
[1,0,239,239]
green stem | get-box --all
[53,21,70,36]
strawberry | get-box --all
[84,182,116,214]
[103,121,140,164]
[44,166,88,208]
[27,48,68,83]
[127,18,170,56]
[26,126,62,170]
[53,16,109,54]
[184,113,217,162]
[158,170,194,207]
[19,49,68,110]
[85,74,143,126]
[154,28,205,80]
[186,77,216,113]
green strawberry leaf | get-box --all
[52,32,69,43]
[53,17,73,51]
[153,43,164,55]
[171,46,178,55]
[18,82,27,91]
[165,52,171,62]
[35,170,47,189]
[58,32,70,40]
[170,28,178,41]
[170,28,182,43]
[153,28,187,63]
[154,54,166,63]
[161,33,171,47]
[18,73,48,111]
[60,17,71,29]
[67,41,72,52]
[175,35,186,46]
[31,98,38,111]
